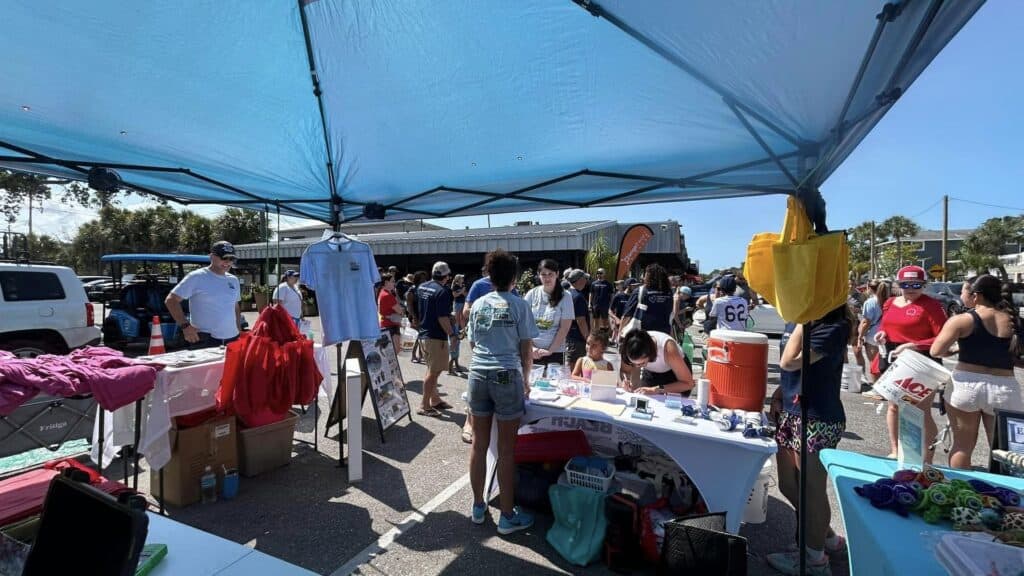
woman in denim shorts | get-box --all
[466,249,539,535]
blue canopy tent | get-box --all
[0,1,985,570]
[0,1,982,229]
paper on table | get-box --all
[570,398,627,417]
[531,391,560,402]
[530,395,577,409]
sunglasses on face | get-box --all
[899,282,924,290]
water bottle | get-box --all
[200,465,217,503]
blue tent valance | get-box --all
[0,1,984,226]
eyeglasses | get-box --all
[899,282,924,290]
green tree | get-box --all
[878,216,920,269]
[213,208,268,245]
[1,170,121,225]
[876,244,921,277]
[179,211,215,254]
[515,269,536,295]
[26,234,70,265]
[584,232,618,277]
[847,221,876,275]
[956,216,1024,280]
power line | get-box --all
[950,197,1024,213]
[909,198,943,219]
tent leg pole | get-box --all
[799,322,811,575]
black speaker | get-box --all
[87,166,122,192]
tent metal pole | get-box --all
[297,0,340,218]
[571,0,803,149]
[799,322,811,575]
[883,0,946,96]
[725,100,800,189]
[276,204,281,283]
[833,3,899,141]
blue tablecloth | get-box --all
[820,449,1024,575]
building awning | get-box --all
[235,220,682,261]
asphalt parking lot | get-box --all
[115,313,992,576]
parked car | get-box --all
[0,262,102,357]
[924,282,965,317]
[78,275,112,284]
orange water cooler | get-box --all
[705,329,768,412]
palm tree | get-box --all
[878,216,920,269]
[959,216,1024,280]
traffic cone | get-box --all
[148,315,166,355]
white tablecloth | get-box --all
[147,513,316,575]
[486,393,777,533]
[93,345,331,471]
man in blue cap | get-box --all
[710,274,749,331]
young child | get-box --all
[448,324,467,376]
[572,332,614,380]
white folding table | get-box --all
[486,393,777,533]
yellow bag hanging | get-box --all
[771,197,849,324]
[744,196,811,307]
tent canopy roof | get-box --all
[0,1,983,225]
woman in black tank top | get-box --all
[930,275,1022,469]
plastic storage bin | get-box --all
[238,411,298,477]
[514,430,591,464]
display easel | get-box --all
[325,336,412,447]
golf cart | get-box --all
[98,254,210,350]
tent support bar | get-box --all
[297,0,341,227]
[372,152,802,222]
[572,0,803,150]
[0,146,329,221]
[725,100,800,189]
[803,0,936,191]
[885,0,945,95]
[0,140,190,207]
[833,3,898,141]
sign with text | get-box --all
[615,224,655,280]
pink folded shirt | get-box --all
[0,347,159,415]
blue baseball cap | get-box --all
[718,275,738,294]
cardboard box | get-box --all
[150,415,237,507]
[238,411,298,477]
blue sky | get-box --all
[17,2,1021,271]
[427,1,1024,270]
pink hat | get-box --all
[896,266,927,282]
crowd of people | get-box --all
[364,257,1022,573]
[164,244,1023,571]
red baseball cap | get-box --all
[896,266,927,282]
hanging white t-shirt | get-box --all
[272,282,303,319]
[711,295,749,331]
[170,267,241,339]
[299,237,380,346]
[524,286,575,353]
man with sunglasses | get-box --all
[873,265,948,463]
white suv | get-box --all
[0,262,102,357]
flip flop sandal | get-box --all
[461,429,473,444]
[433,401,454,410]
[417,408,443,417]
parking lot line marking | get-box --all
[330,472,471,576]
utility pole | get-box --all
[941,194,949,281]
[869,221,876,278]
[27,190,33,253]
